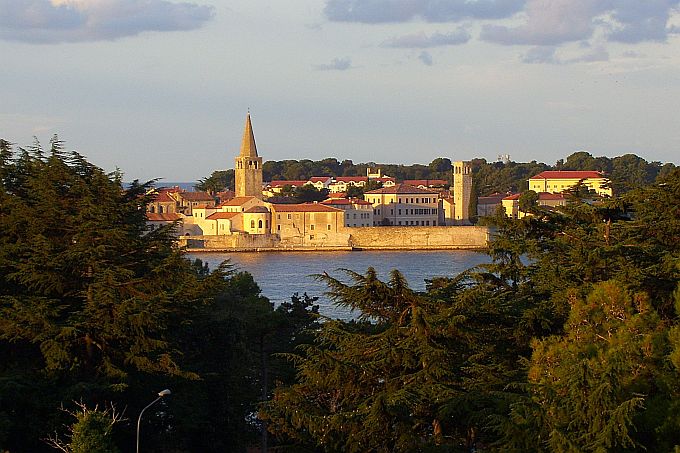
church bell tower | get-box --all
[234,112,263,198]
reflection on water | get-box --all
[187,250,489,320]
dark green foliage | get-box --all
[0,138,281,452]
[46,403,122,453]
[265,169,680,452]
[194,169,234,192]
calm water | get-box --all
[187,250,490,319]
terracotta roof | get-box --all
[222,196,257,206]
[206,212,240,220]
[309,176,332,183]
[538,192,567,200]
[503,193,521,200]
[153,191,176,203]
[531,170,605,180]
[403,179,448,187]
[178,191,214,201]
[364,183,438,195]
[147,213,182,221]
[322,198,372,206]
[328,192,347,198]
[270,203,343,213]
[245,206,270,213]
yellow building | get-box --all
[364,183,439,226]
[528,171,612,197]
[502,192,567,219]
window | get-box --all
[327,225,331,230]
[250,220,255,228]
[258,220,263,228]
[309,235,314,240]
[310,224,315,230]
[287,214,291,219]
[277,225,280,231]
[398,209,401,215]
[398,221,402,225]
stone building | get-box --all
[234,113,263,198]
[364,183,439,226]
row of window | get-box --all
[374,208,437,216]
[372,220,437,226]
[346,212,371,219]
[367,197,436,205]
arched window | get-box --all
[258,219,263,228]
[250,220,255,228]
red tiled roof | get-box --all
[538,192,567,200]
[364,183,438,195]
[178,191,214,201]
[503,193,521,200]
[147,213,182,221]
[530,171,605,180]
[322,198,373,206]
[270,203,343,213]
[328,192,347,198]
[206,212,239,220]
[221,196,257,206]
[153,191,175,203]
[308,176,332,183]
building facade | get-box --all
[364,183,439,226]
[528,170,612,197]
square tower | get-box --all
[453,161,472,224]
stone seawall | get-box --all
[180,226,490,252]
[345,226,490,250]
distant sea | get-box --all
[187,250,490,320]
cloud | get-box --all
[323,0,526,23]
[0,0,214,43]
[382,29,470,48]
[418,51,433,65]
[521,44,609,64]
[569,45,609,63]
[521,46,559,64]
[480,0,680,46]
[314,57,353,71]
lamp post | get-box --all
[136,389,171,453]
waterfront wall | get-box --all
[181,226,490,251]
[345,226,490,250]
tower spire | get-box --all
[240,112,258,158]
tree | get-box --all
[0,138,278,452]
[46,403,123,453]
[518,190,538,214]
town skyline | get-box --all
[2,0,680,181]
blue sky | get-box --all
[1,0,679,181]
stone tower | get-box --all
[453,161,472,224]
[234,112,263,199]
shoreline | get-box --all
[184,245,488,253]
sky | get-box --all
[1,0,679,182]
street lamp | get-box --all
[136,389,171,453]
